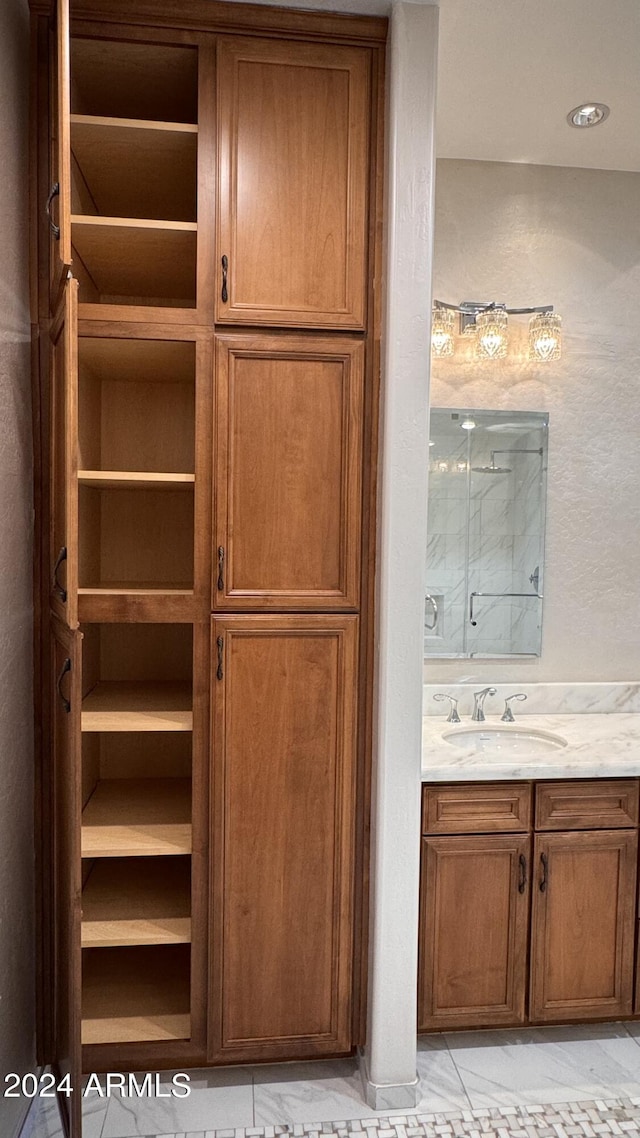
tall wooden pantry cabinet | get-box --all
[30,0,386,1132]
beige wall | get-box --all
[0,0,35,1134]
[428,158,640,683]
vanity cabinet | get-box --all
[32,0,386,1127]
[530,779,639,1022]
[419,779,640,1032]
[419,783,532,1031]
[418,833,530,1031]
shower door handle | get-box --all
[469,591,544,626]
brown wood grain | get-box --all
[418,834,530,1031]
[530,829,638,1022]
[210,615,358,1061]
[535,779,640,831]
[423,783,532,835]
[50,0,72,308]
[216,36,370,328]
[50,277,79,627]
[214,333,363,610]
[60,1,388,46]
[50,616,82,1135]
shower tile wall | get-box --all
[425,426,544,657]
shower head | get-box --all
[471,464,512,474]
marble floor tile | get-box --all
[444,1023,640,1107]
[624,1021,640,1046]
[100,1067,254,1138]
[415,1034,471,1112]
[253,1058,368,1125]
[22,1101,62,1138]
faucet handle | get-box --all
[501,693,527,722]
[433,693,461,723]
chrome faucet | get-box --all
[501,693,527,722]
[433,693,461,723]
[471,686,496,722]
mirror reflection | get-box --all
[425,409,548,659]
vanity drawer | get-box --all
[535,780,639,831]
[422,782,532,835]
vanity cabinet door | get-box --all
[530,830,637,1022]
[418,834,530,1031]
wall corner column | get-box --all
[360,0,438,1111]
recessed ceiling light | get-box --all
[567,102,610,128]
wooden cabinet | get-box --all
[33,0,384,1119]
[530,829,638,1022]
[420,779,640,1033]
[214,334,364,609]
[50,278,79,627]
[210,615,358,1059]
[216,36,370,328]
[50,617,82,1136]
[418,834,530,1031]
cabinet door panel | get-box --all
[50,277,79,628]
[530,830,637,1022]
[214,335,363,609]
[210,615,358,1060]
[216,36,370,328]
[51,617,82,1136]
[49,0,72,306]
[419,835,530,1031]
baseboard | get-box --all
[357,1048,420,1111]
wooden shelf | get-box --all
[82,945,190,1045]
[81,778,192,858]
[78,584,193,597]
[71,116,197,222]
[78,471,195,490]
[71,217,197,306]
[81,682,192,732]
[82,859,191,947]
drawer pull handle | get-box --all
[221,255,228,303]
[217,546,225,591]
[56,657,72,714]
[216,635,224,681]
[52,545,67,602]
[539,851,548,893]
[518,853,527,894]
[46,182,60,239]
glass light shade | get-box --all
[431,307,455,357]
[476,308,508,359]
[529,311,562,361]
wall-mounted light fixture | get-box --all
[431,300,562,362]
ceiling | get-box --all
[241,0,640,172]
[436,0,640,171]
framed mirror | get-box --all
[425,408,548,658]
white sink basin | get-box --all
[443,725,568,756]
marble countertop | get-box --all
[422,712,640,782]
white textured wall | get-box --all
[0,0,35,1134]
[428,159,640,683]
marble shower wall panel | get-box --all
[428,159,640,682]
